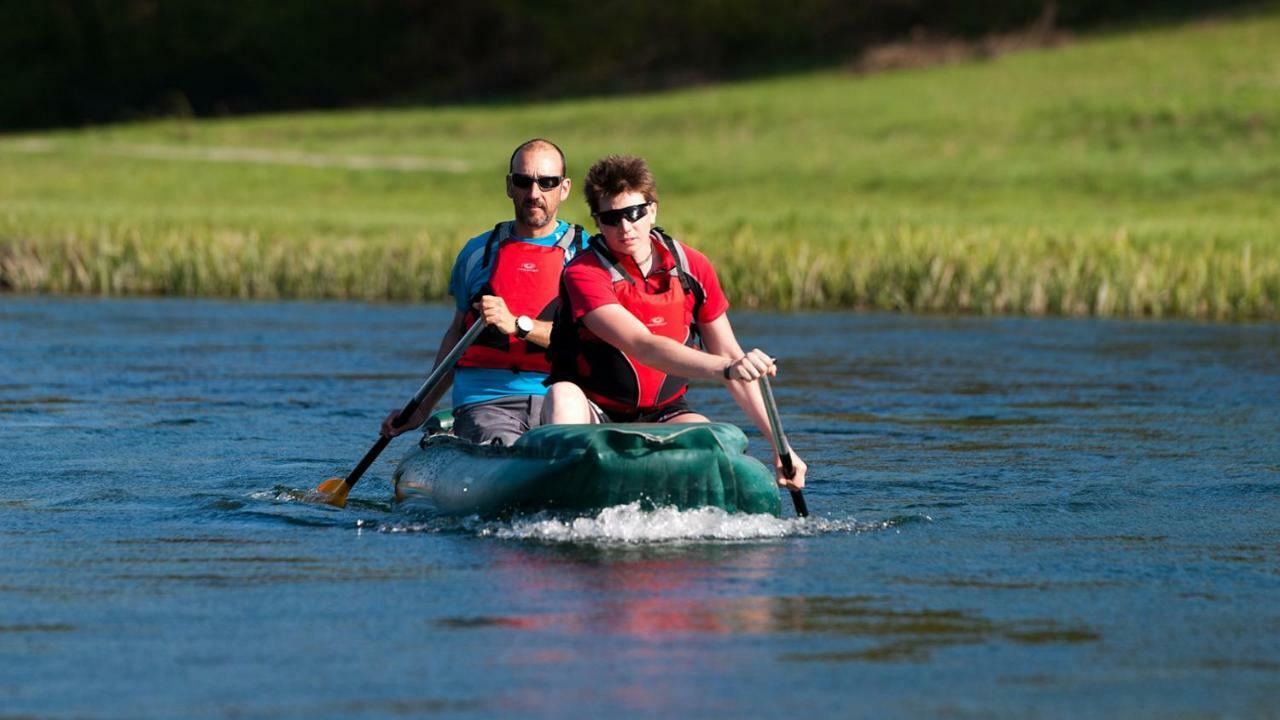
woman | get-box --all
[544,154,807,490]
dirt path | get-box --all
[1,139,473,173]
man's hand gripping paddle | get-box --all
[312,319,487,508]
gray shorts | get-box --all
[451,395,545,446]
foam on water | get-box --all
[251,487,323,504]
[377,502,903,544]
[491,503,799,543]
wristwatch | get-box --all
[514,315,533,339]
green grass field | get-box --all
[2,8,1278,317]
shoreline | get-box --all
[3,228,1273,320]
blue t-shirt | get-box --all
[448,220,589,407]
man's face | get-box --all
[507,147,570,231]
[595,190,656,260]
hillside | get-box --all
[1,8,1277,317]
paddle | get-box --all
[759,375,809,518]
[312,319,488,508]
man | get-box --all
[543,154,807,490]
[382,139,588,445]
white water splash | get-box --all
[259,491,925,542]
[418,503,895,545]
[251,488,304,503]
[251,487,338,505]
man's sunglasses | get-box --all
[595,202,651,227]
[508,173,564,191]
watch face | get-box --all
[516,315,533,334]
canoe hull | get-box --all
[393,422,781,517]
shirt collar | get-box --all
[508,219,568,244]
[618,231,673,277]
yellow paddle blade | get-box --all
[315,477,345,493]
[310,477,351,508]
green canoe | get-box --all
[392,421,782,518]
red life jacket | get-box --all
[456,222,582,374]
[549,229,707,416]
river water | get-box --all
[2,297,1277,718]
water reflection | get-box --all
[775,595,1100,662]
[429,541,1101,665]
[436,587,1099,664]
[0,623,76,633]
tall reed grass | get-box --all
[706,227,1277,318]
[0,224,450,301]
[4,221,1273,318]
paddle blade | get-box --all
[310,477,351,508]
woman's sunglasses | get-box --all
[508,173,564,191]
[595,202,651,227]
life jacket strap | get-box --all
[552,224,583,251]
[652,227,705,323]
[588,234,634,285]
[479,221,513,269]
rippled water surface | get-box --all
[2,297,1278,718]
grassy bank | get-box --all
[2,8,1278,318]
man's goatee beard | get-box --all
[519,207,552,229]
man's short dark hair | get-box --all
[509,138,567,176]
[583,155,659,214]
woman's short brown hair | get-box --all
[583,155,659,214]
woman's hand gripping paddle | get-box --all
[759,375,809,518]
[312,319,487,508]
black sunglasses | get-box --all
[595,202,651,227]
[508,173,563,191]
